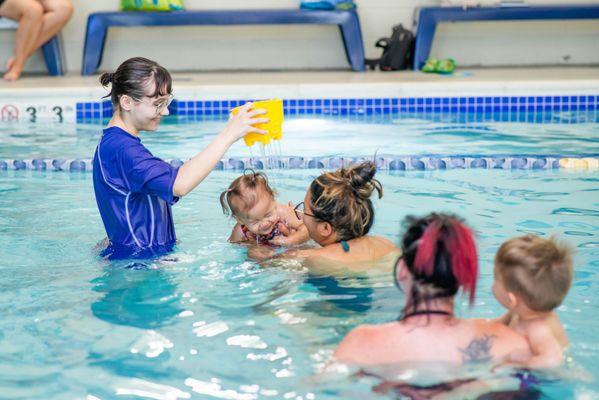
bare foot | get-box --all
[3,67,22,81]
[5,56,15,72]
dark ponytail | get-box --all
[400,213,478,316]
[99,72,114,87]
[100,57,172,108]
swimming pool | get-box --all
[2,110,598,160]
[1,110,598,399]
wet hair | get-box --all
[99,57,172,108]
[399,213,478,316]
[495,235,573,312]
[219,170,275,217]
[309,161,383,241]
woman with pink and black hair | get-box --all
[334,213,530,367]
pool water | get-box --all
[1,111,598,160]
[1,166,598,399]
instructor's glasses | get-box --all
[138,94,174,115]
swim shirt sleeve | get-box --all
[121,144,179,204]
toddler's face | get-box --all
[236,194,279,236]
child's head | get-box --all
[493,234,573,313]
[220,171,277,236]
[100,57,173,131]
[301,161,382,246]
[396,213,478,314]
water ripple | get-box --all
[552,208,599,217]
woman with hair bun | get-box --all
[250,161,398,266]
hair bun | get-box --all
[99,72,115,87]
[342,161,382,200]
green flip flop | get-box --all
[421,58,439,73]
[436,58,456,74]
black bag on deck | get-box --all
[365,24,415,71]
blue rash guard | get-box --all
[93,126,180,259]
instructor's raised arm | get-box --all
[173,103,267,197]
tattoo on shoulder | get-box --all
[459,334,497,363]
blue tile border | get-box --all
[76,95,599,123]
[2,155,598,172]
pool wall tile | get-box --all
[75,94,599,122]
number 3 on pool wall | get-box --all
[26,107,36,123]
[53,106,63,123]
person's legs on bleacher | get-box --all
[0,0,43,81]
[32,0,73,55]
[3,0,73,80]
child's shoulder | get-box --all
[525,314,567,346]
[229,222,249,243]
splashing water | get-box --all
[248,140,283,170]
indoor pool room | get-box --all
[1,1,598,399]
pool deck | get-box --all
[0,67,598,100]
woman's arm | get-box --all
[173,103,267,197]
[247,246,320,261]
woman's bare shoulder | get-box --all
[334,323,398,363]
[469,318,528,344]
[370,235,399,248]
[367,236,401,256]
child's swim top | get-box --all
[241,224,280,245]
[93,126,179,258]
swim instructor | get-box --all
[93,57,267,259]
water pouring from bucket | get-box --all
[232,99,284,169]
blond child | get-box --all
[220,171,309,245]
[493,234,573,368]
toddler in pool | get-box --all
[220,171,309,245]
[493,234,573,368]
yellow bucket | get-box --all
[231,99,284,147]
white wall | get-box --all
[1,0,598,75]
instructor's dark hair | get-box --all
[100,57,172,108]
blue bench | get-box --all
[0,18,64,76]
[413,4,599,70]
[82,9,365,75]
